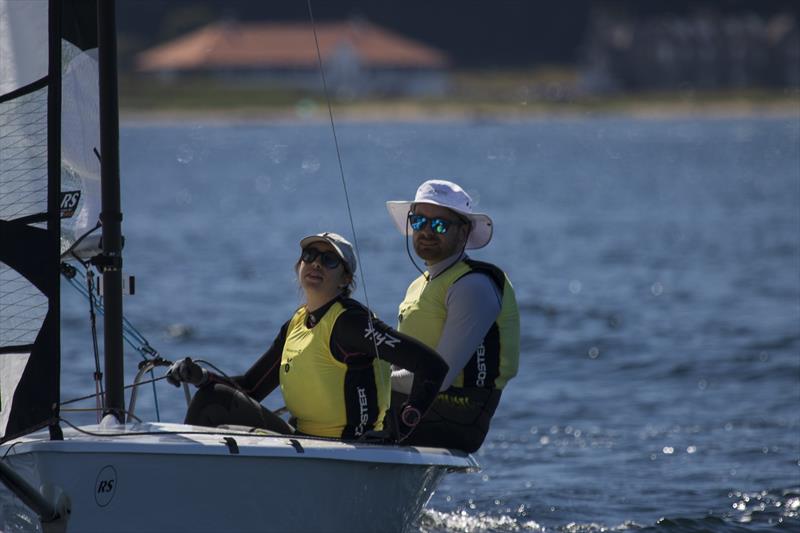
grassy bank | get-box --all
[119,70,800,121]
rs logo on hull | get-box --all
[94,465,117,507]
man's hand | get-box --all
[165,357,207,387]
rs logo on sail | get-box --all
[60,190,81,218]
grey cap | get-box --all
[299,232,357,273]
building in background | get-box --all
[582,9,800,93]
[136,20,449,97]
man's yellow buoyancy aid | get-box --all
[280,301,390,438]
[397,259,520,391]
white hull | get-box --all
[0,422,478,533]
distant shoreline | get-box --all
[118,71,799,124]
[121,96,799,125]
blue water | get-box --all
[60,115,800,531]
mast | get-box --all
[46,0,63,437]
[97,0,125,422]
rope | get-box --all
[59,408,143,423]
[193,360,280,431]
[60,375,170,407]
[54,416,311,441]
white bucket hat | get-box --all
[386,179,493,249]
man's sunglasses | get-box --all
[301,247,343,269]
[408,214,461,235]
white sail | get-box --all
[60,43,102,258]
[1,0,101,438]
[0,0,48,96]
[0,0,56,441]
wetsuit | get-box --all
[185,296,447,440]
[390,254,520,453]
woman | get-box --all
[166,232,447,442]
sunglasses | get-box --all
[408,214,461,235]
[301,247,343,269]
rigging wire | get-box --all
[306,0,399,439]
[85,267,105,421]
[62,264,158,358]
[61,261,162,420]
[305,0,384,358]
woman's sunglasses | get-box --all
[408,214,461,235]
[301,247,343,269]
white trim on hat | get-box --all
[386,180,493,249]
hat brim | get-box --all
[385,200,493,250]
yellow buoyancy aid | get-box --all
[397,259,520,390]
[280,301,390,438]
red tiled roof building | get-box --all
[136,20,450,96]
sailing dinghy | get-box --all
[0,1,477,531]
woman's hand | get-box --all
[166,357,208,387]
[396,404,422,442]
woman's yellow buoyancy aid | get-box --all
[280,301,390,438]
[397,259,520,391]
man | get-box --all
[385,179,520,452]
